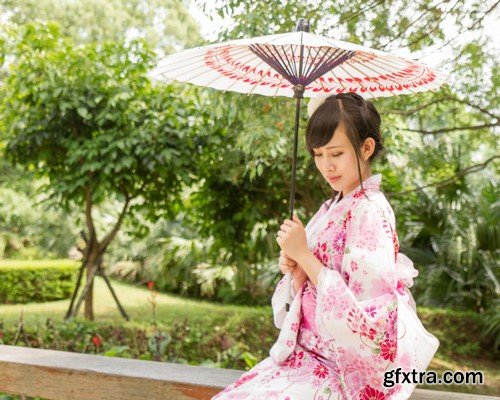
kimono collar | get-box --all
[335,173,382,202]
[356,173,382,192]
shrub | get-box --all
[0,259,78,304]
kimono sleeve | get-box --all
[271,272,294,329]
[315,198,401,397]
[315,196,439,400]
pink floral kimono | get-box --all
[212,173,439,400]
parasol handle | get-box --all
[286,85,304,312]
[285,19,308,312]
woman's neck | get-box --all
[343,169,372,198]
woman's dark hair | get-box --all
[305,92,384,209]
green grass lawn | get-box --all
[0,277,498,396]
[0,276,264,328]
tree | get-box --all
[0,22,199,319]
[0,0,204,54]
[0,0,206,267]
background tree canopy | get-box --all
[0,0,203,53]
[182,0,499,309]
[0,21,203,319]
[0,0,497,323]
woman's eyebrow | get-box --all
[313,145,342,151]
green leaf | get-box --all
[77,107,89,119]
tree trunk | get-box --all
[70,259,98,320]
[78,186,131,321]
[84,262,95,321]
[82,246,100,321]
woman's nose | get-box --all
[323,159,334,171]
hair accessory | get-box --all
[307,93,332,118]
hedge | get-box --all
[0,259,79,304]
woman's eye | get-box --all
[314,153,342,157]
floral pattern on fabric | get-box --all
[212,174,439,400]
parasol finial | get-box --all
[295,18,310,32]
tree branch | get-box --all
[401,122,499,135]
[131,180,149,199]
[385,96,499,120]
[336,0,385,25]
[98,180,148,253]
[379,0,448,50]
[383,0,461,52]
[449,98,499,120]
[414,5,494,67]
[467,0,499,30]
[403,19,443,50]
[100,195,132,253]
[85,184,97,243]
[388,155,500,197]
[385,98,448,115]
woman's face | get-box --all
[312,123,373,197]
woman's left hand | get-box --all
[276,214,309,261]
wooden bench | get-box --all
[0,345,495,399]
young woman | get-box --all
[212,92,439,400]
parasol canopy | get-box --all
[151,25,448,99]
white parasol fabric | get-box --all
[151,30,448,99]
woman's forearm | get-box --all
[296,250,324,287]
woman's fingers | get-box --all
[279,257,296,268]
[278,250,298,275]
[280,255,295,264]
[279,262,291,274]
[279,258,297,273]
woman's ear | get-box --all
[362,137,376,161]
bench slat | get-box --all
[0,345,495,400]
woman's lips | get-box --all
[328,176,340,183]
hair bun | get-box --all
[306,92,367,118]
[337,92,365,106]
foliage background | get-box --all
[0,0,497,335]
